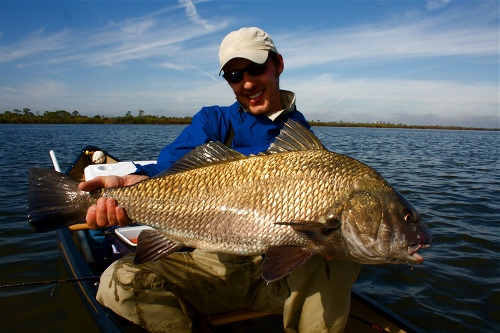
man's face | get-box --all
[223,55,284,115]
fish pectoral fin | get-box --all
[262,246,313,282]
[276,220,340,241]
[133,229,182,265]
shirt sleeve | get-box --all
[133,105,308,177]
[133,107,227,177]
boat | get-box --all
[51,145,425,333]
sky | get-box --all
[0,0,499,128]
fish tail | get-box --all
[28,167,90,232]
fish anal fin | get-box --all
[262,246,313,282]
[133,229,182,265]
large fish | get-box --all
[28,120,431,282]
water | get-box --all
[0,124,498,332]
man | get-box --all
[81,27,360,333]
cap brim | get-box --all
[219,50,269,74]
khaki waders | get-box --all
[97,250,360,333]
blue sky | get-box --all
[1,0,498,128]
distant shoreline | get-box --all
[308,121,499,131]
[1,110,498,131]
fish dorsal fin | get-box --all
[261,119,324,155]
[156,141,247,177]
[155,119,322,177]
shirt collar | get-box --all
[265,90,296,121]
[238,90,296,121]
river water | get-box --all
[0,124,498,332]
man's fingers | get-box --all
[95,197,109,228]
[79,175,125,192]
[79,177,106,192]
[80,175,138,229]
[106,198,118,226]
[122,174,149,186]
[115,205,130,226]
[104,176,125,188]
[86,205,98,229]
[86,198,123,229]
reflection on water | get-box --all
[0,124,498,332]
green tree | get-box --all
[56,110,71,118]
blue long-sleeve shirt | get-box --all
[135,90,310,177]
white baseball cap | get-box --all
[219,27,278,74]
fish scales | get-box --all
[98,150,342,255]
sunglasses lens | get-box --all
[247,63,267,76]
[223,56,271,83]
[224,71,243,84]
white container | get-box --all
[84,161,156,181]
[115,225,155,247]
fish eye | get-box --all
[403,211,413,223]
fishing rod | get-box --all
[0,276,100,288]
[0,276,100,294]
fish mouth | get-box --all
[407,242,430,264]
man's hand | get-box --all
[79,174,149,229]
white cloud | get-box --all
[0,2,226,68]
[427,0,452,11]
[2,1,496,71]
[277,4,498,68]
[0,29,70,64]
[120,18,156,36]
[285,75,499,127]
[1,79,70,109]
[178,0,213,30]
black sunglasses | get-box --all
[222,56,272,84]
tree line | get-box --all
[1,108,496,131]
[0,108,192,125]
[307,120,496,130]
